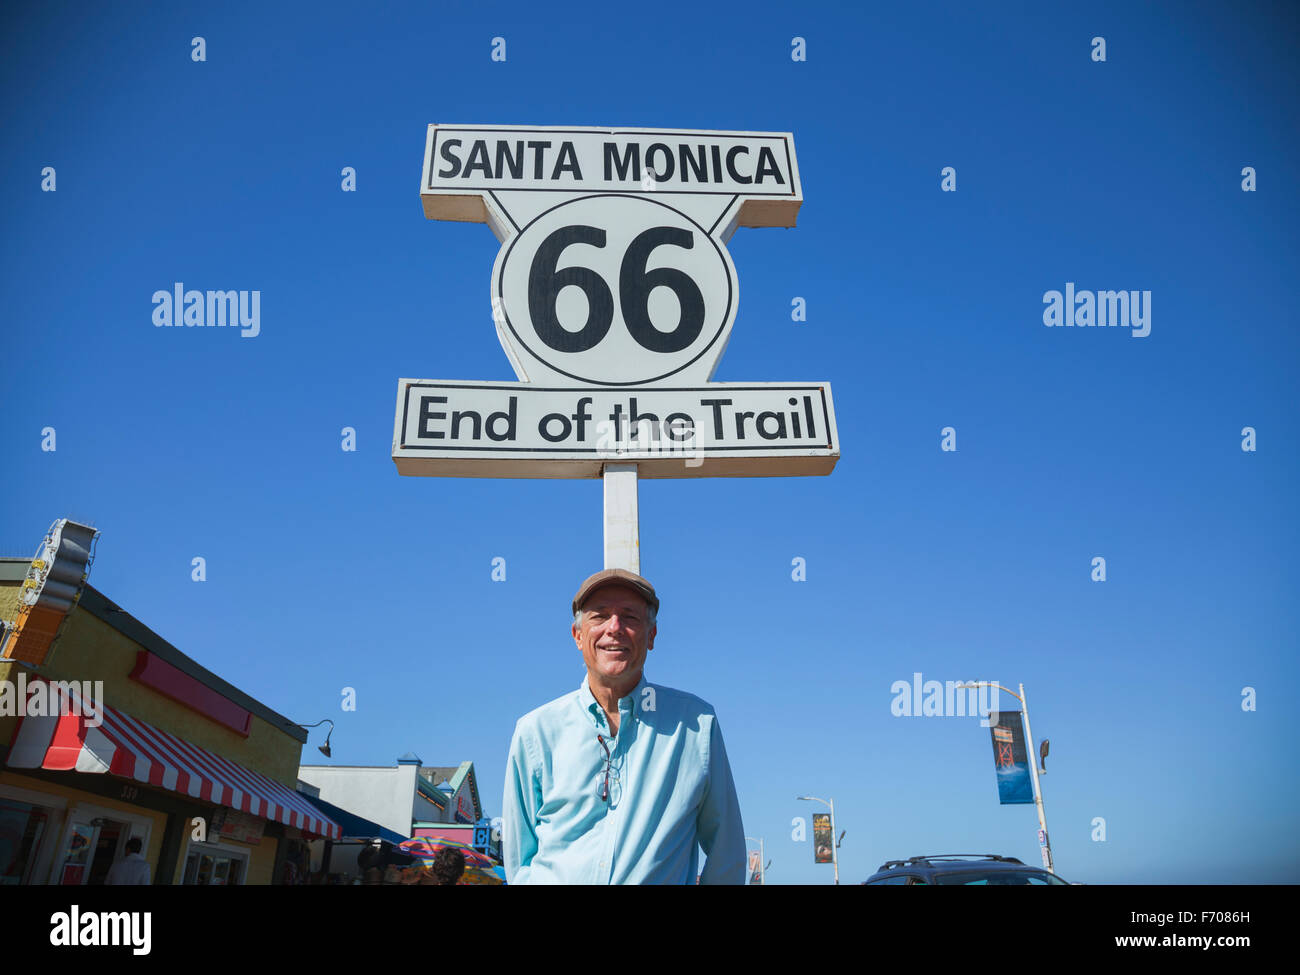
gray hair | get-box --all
[574,600,656,628]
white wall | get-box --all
[298,765,417,839]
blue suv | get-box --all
[863,854,1071,885]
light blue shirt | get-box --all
[503,672,746,884]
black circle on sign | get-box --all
[496,193,735,387]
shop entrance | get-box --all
[57,817,128,885]
[87,820,126,884]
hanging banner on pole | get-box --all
[394,124,839,480]
[812,813,833,863]
[989,711,1034,805]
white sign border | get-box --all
[392,379,839,480]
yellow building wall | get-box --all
[247,834,280,884]
[0,577,20,622]
[0,660,21,755]
[0,588,303,787]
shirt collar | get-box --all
[579,672,649,728]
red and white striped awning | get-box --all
[5,680,340,840]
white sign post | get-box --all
[394,125,840,571]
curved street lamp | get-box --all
[297,718,335,758]
[744,835,770,886]
[956,682,1054,872]
[796,795,839,885]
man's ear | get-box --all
[572,621,582,649]
[647,623,656,651]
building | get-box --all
[0,519,341,884]
[296,778,409,884]
[299,754,499,860]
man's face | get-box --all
[572,583,656,689]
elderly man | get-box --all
[502,568,746,884]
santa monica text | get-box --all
[426,128,795,196]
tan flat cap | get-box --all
[572,568,659,615]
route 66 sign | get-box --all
[394,124,839,478]
[494,193,735,386]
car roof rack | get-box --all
[877,854,1025,870]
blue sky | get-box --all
[3,1,1297,883]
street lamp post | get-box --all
[1017,682,1053,873]
[796,795,839,885]
[957,681,1054,873]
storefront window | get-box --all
[0,799,49,886]
[183,844,247,885]
[59,822,97,885]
